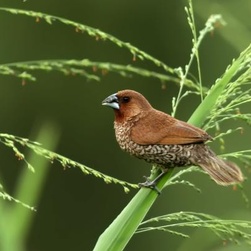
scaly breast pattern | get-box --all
[114,120,196,168]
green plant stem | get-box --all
[93,170,173,251]
[188,49,248,126]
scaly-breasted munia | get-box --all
[102,89,243,189]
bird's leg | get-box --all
[138,169,168,194]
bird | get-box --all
[102,89,243,191]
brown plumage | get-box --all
[102,89,243,188]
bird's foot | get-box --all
[138,176,161,195]
[138,169,169,194]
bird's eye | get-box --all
[122,96,130,103]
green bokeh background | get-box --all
[0,0,250,250]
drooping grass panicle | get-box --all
[137,211,251,244]
[222,150,251,171]
[0,59,197,89]
[0,185,36,211]
[205,62,251,132]
[199,44,251,166]
[0,7,174,74]
[164,166,202,193]
[0,133,138,193]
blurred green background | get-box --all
[0,0,250,250]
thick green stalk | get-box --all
[93,171,172,251]
[188,49,248,126]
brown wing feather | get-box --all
[131,109,211,145]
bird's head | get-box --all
[102,90,152,122]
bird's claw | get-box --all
[138,177,161,195]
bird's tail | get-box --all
[193,146,243,185]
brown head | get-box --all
[102,89,212,145]
[102,90,152,123]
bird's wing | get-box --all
[131,110,211,145]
